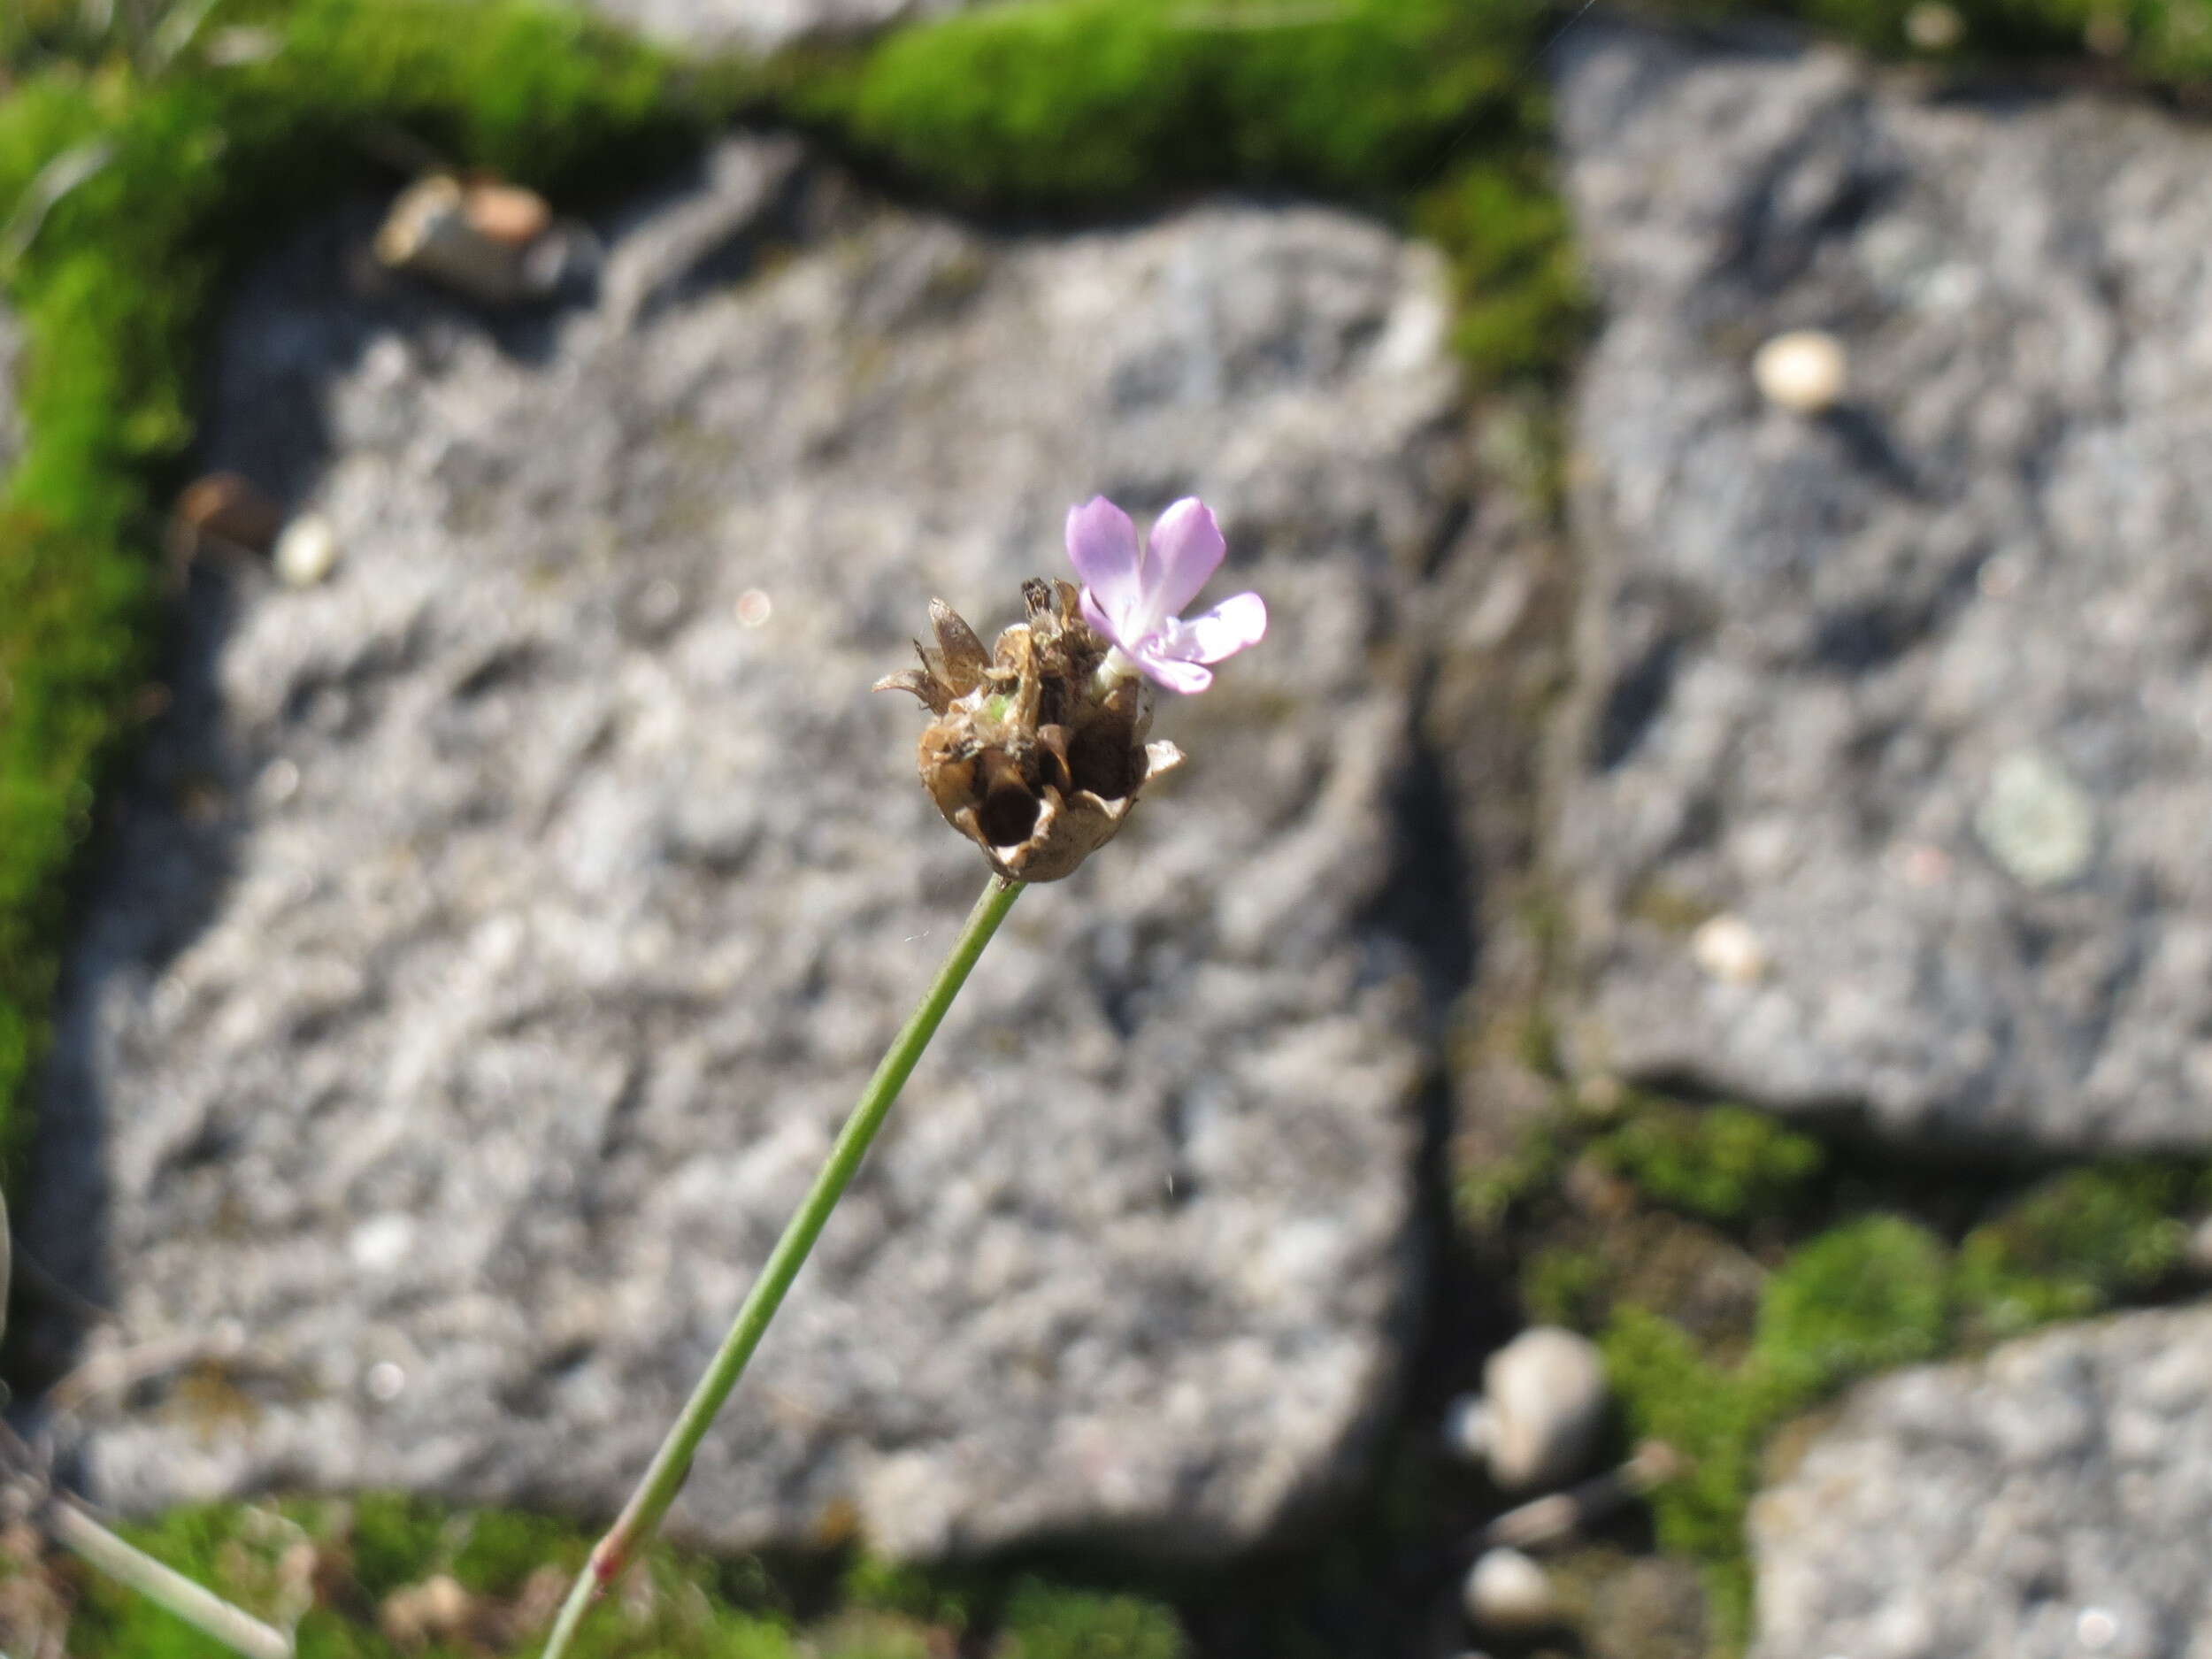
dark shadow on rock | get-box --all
[19,555,250,1390]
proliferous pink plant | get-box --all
[545,499,1265,1655]
[1067,495,1267,694]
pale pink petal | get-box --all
[1145,497,1226,619]
[1165,591,1267,664]
[1134,650,1213,695]
[1065,497,1141,614]
[1079,585,1125,649]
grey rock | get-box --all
[28,138,1471,1560]
[557,0,990,56]
[1552,23,2212,1152]
[1752,1306,2212,1659]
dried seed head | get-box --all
[875,580,1183,882]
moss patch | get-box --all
[795,0,1539,210]
[25,1494,1192,1659]
[1591,1100,1824,1226]
[1466,1086,2212,1655]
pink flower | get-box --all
[1064,496,1267,694]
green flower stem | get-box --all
[48,1497,293,1659]
[540,874,1025,1659]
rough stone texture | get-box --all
[1752,1306,2212,1659]
[28,137,1471,1559]
[557,0,987,56]
[1552,23,2212,1152]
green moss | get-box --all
[997,1579,1187,1659]
[1593,1100,1825,1225]
[56,1496,1188,1659]
[1495,1090,2212,1656]
[1752,1216,1948,1394]
[1524,1240,1611,1326]
[1584,1145,2212,1658]
[1414,155,1593,386]
[1601,1218,1939,1654]
[1600,1309,1763,1653]
[803,0,1540,211]
[1458,1110,1574,1232]
[841,1549,979,1633]
[1955,1161,2197,1340]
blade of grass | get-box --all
[48,1496,294,1659]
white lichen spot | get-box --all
[1692,913,1770,985]
[1976,749,2095,888]
[735,588,773,627]
[1753,329,1848,414]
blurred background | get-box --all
[4,0,2212,1655]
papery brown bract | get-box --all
[874,580,1183,882]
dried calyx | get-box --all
[876,579,1182,883]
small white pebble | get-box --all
[735,588,773,627]
[1904,1,1964,48]
[273,513,341,587]
[1692,914,1770,985]
[1753,329,1848,415]
[349,1214,416,1272]
[2077,1608,2118,1650]
[1463,1548,1555,1634]
[364,1361,408,1402]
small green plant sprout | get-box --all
[540,499,1263,1657]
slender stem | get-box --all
[540,875,1025,1659]
[49,1497,293,1659]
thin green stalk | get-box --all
[540,873,1025,1659]
[49,1497,294,1659]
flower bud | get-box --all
[875,579,1183,883]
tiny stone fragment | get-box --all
[1751,330,1847,414]
[1690,914,1769,986]
[273,513,341,588]
[173,472,285,557]
[375,175,583,307]
[1463,1548,1557,1634]
[1448,1326,1610,1491]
